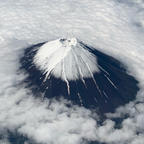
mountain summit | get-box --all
[33,38,99,82]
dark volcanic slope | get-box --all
[20,40,139,113]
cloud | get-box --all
[0,139,10,144]
[0,0,144,144]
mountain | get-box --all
[20,38,139,114]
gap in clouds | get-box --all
[0,131,34,144]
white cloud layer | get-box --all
[0,0,144,144]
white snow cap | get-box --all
[33,38,99,81]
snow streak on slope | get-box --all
[34,38,99,81]
[0,0,144,144]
